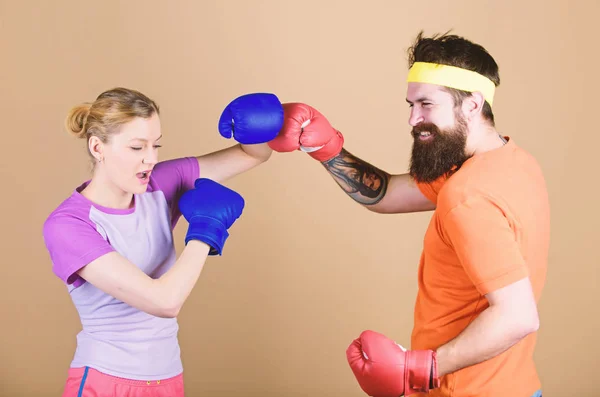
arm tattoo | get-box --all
[322,148,389,205]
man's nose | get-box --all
[408,108,424,127]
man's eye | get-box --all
[422,103,433,107]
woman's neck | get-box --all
[81,173,134,210]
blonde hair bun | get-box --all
[65,103,92,139]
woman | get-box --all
[42,87,284,396]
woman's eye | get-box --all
[154,145,162,149]
[130,147,142,151]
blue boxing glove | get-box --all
[218,93,284,144]
[178,178,245,255]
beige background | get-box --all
[1,1,598,396]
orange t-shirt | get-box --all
[412,137,550,397]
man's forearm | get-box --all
[435,304,539,377]
[321,148,390,205]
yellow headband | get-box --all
[406,62,496,106]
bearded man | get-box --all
[268,31,549,397]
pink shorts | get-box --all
[62,367,185,397]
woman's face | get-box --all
[92,113,163,195]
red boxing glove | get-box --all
[268,103,344,162]
[346,330,440,397]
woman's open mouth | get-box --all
[136,170,151,183]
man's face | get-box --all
[406,82,470,183]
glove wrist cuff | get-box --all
[185,216,229,255]
[404,349,439,396]
[310,129,345,162]
[431,351,440,388]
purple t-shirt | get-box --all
[42,157,199,380]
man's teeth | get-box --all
[420,131,431,136]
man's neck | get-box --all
[470,125,506,155]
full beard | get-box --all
[408,118,470,183]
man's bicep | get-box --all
[485,277,535,307]
[485,277,540,333]
[443,196,528,295]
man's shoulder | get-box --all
[437,138,547,216]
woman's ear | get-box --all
[88,136,104,162]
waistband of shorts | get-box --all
[68,366,183,387]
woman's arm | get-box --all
[75,178,245,318]
[194,143,273,183]
[77,240,211,318]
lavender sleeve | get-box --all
[43,213,115,287]
[150,156,199,228]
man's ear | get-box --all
[462,91,485,121]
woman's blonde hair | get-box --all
[65,87,160,160]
